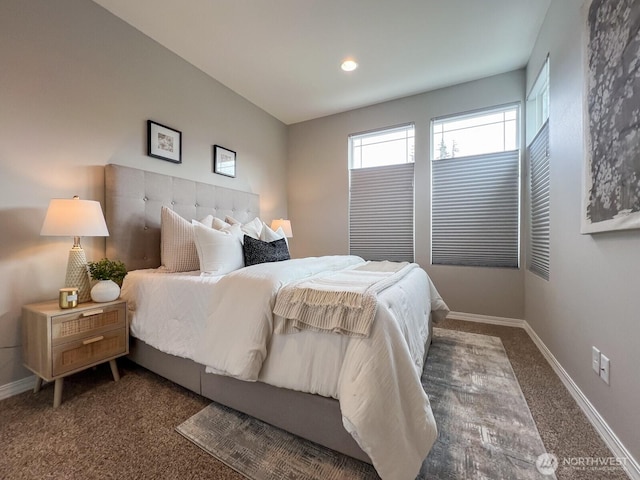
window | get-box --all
[431,105,520,268]
[433,108,517,160]
[527,57,550,280]
[351,124,414,168]
[349,124,415,262]
[527,122,550,279]
[526,57,549,142]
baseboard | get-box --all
[523,323,640,480]
[448,311,639,480]
[446,311,526,328]
[0,375,35,401]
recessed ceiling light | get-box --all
[341,59,358,72]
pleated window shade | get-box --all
[431,150,520,267]
[527,120,550,279]
[349,163,415,262]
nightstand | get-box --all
[22,299,128,408]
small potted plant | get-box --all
[87,258,127,303]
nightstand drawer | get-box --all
[52,327,127,376]
[51,303,125,346]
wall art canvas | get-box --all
[581,0,640,233]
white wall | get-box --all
[0,0,288,386]
[288,71,526,319]
[526,0,640,463]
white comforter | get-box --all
[122,255,447,480]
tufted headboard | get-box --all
[105,164,260,271]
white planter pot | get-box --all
[90,280,120,303]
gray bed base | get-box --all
[129,330,432,464]
[128,337,375,463]
[105,163,431,464]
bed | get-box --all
[105,163,448,480]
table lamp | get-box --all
[40,196,110,303]
[270,219,293,237]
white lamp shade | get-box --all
[271,219,293,238]
[41,198,109,237]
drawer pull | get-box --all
[82,309,104,317]
[82,336,104,345]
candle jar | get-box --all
[59,287,79,309]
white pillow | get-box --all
[160,207,214,272]
[225,216,263,242]
[211,217,231,230]
[199,215,215,228]
[192,221,244,275]
[260,222,287,244]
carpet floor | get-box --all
[177,328,552,479]
[0,319,629,479]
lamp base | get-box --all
[65,247,91,303]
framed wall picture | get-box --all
[581,0,640,233]
[147,120,182,164]
[213,145,236,177]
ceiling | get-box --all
[92,0,551,125]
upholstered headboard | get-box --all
[105,164,260,271]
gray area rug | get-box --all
[177,328,554,479]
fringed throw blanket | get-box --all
[273,261,416,337]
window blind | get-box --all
[431,150,520,267]
[349,163,414,262]
[527,121,550,279]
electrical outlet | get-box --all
[600,354,610,385]
[592,346,600,374]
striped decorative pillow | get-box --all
[160,206,213,272]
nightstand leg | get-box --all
[34,377,43,393]
[109,359,120,382]
[53,378,64,408]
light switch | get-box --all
[600,354,610,385]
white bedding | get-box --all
[121,255,448,480]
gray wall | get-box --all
[0,0,288,386]
[525,0,640,462]
[4,0,637,465]
[288,71,526,319]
